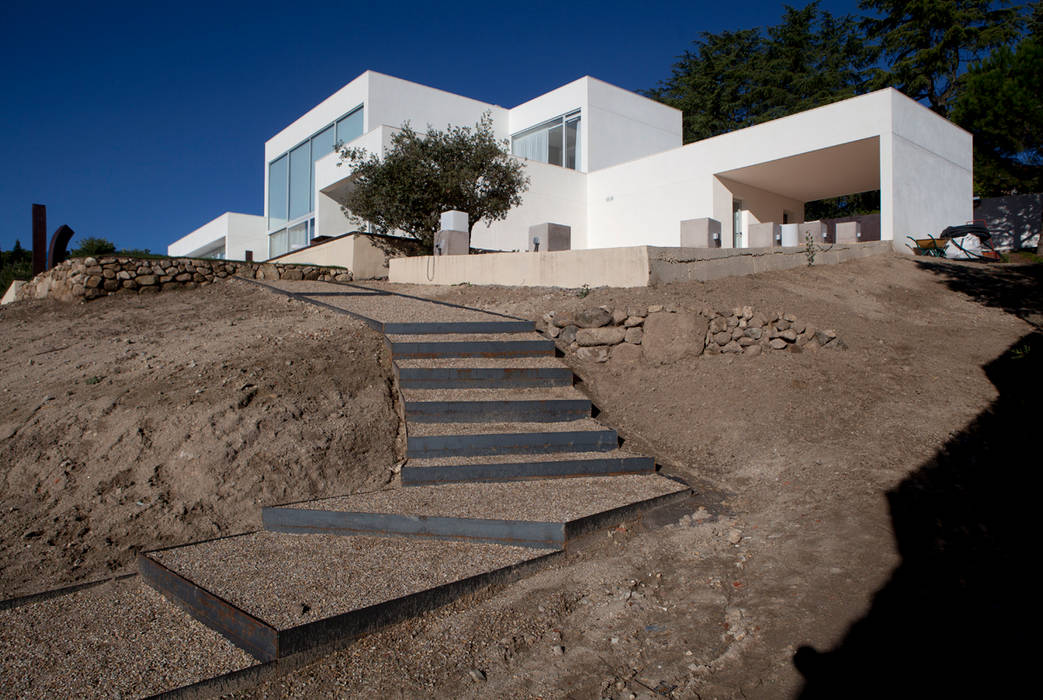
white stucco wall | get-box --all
[167,212,266,260]
[584,78,681,172]
[471,159,588,251]
[366,72,507,139]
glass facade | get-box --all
[511,111,581,170]
[267,104,364,257]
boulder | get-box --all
[611,342,643,363]
[624,327,643,344]
[626,304,648,318]
[576,326,626,346]
[769,338,788,350]
[574,307,612,328]
[610,308,628,326]
[722,340,743,353]
[576,346,610,363]
[558,325,578,345]
[623,316,644,328]
[642,311,709,364]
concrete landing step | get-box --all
[397,362,573,389]
[0,576,257,698]
[382,320,534,335]
[407,421,618,458]
[390,335,555,359]
[263,475,689,547]
[402,450,656,484]
[139,532,555,663]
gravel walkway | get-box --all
[283,475,685,522]
[402,386,586,402]
[404,448,646,468]
[150,532,553,630]
[264,280,515,324]
[407,417,608,436]
[0,577,256,698]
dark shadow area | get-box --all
[915,258,1043,326]
[794,330,1042,698]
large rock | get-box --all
[576,326,626,346]
[612,342,643,363]
[558,325,578,345]
[576,346,610,363]
[574,307,612,328]
[624,327,643,344]
[641,311,709,365]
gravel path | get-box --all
[0,577,256,698]
[402,386,587,402]
[282,475,685,522]
[404,448,647,468]
[407,417,608,436]
[264,280,515,323]
[150,532,553,630]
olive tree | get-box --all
[335,112,529,248]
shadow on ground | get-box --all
[915,258,1043,326]
[793,327,1040,697]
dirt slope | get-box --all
[0,280,400,598]
[236,255,1038,699]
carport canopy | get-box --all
[716,136,880,203]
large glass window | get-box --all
[268,155,288,231]
[511,111,581,170]
[336,106,363,146]
[267,104,363,234]
[288,141,311,221]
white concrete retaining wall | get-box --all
[390,241,891,288]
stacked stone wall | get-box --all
[15,257,352,303]
[537,302,847,363]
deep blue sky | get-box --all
[0,0,861,253]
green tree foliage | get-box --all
[859,0,1023,116]
[336,113,529,248]
[0,240,33,292]
[69,236,117,257]
[646,3,873,143]
[952,35,1043,195]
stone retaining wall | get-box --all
[15,257,352,303]
[538,302,847,363]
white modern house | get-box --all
[168,70,972,272]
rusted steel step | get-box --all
[262,475,690,548]
[397,365,574,389]
[139,532,557,662]
[401,453,656,485]
[404,398,591,423]
[390,339,554,359]
[407,428,618,458]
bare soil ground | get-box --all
[238,255,1039,699]
[2,255,1039,698]
[0,280,400,598]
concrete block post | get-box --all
[528,223,571,252]
[836,221,861,244]
[435,210,469,256]
[680,218,722,248]
[798,220,828,246]
[747,222,781,248]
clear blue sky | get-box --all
[0,0,861,253]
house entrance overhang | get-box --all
[715,136,880,202]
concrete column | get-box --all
[528,223,571,252]
[836,221,861,243]
[798,220,828,246]
[435,210,469,255]
[748,222,781,248]
[680,218,722,248]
